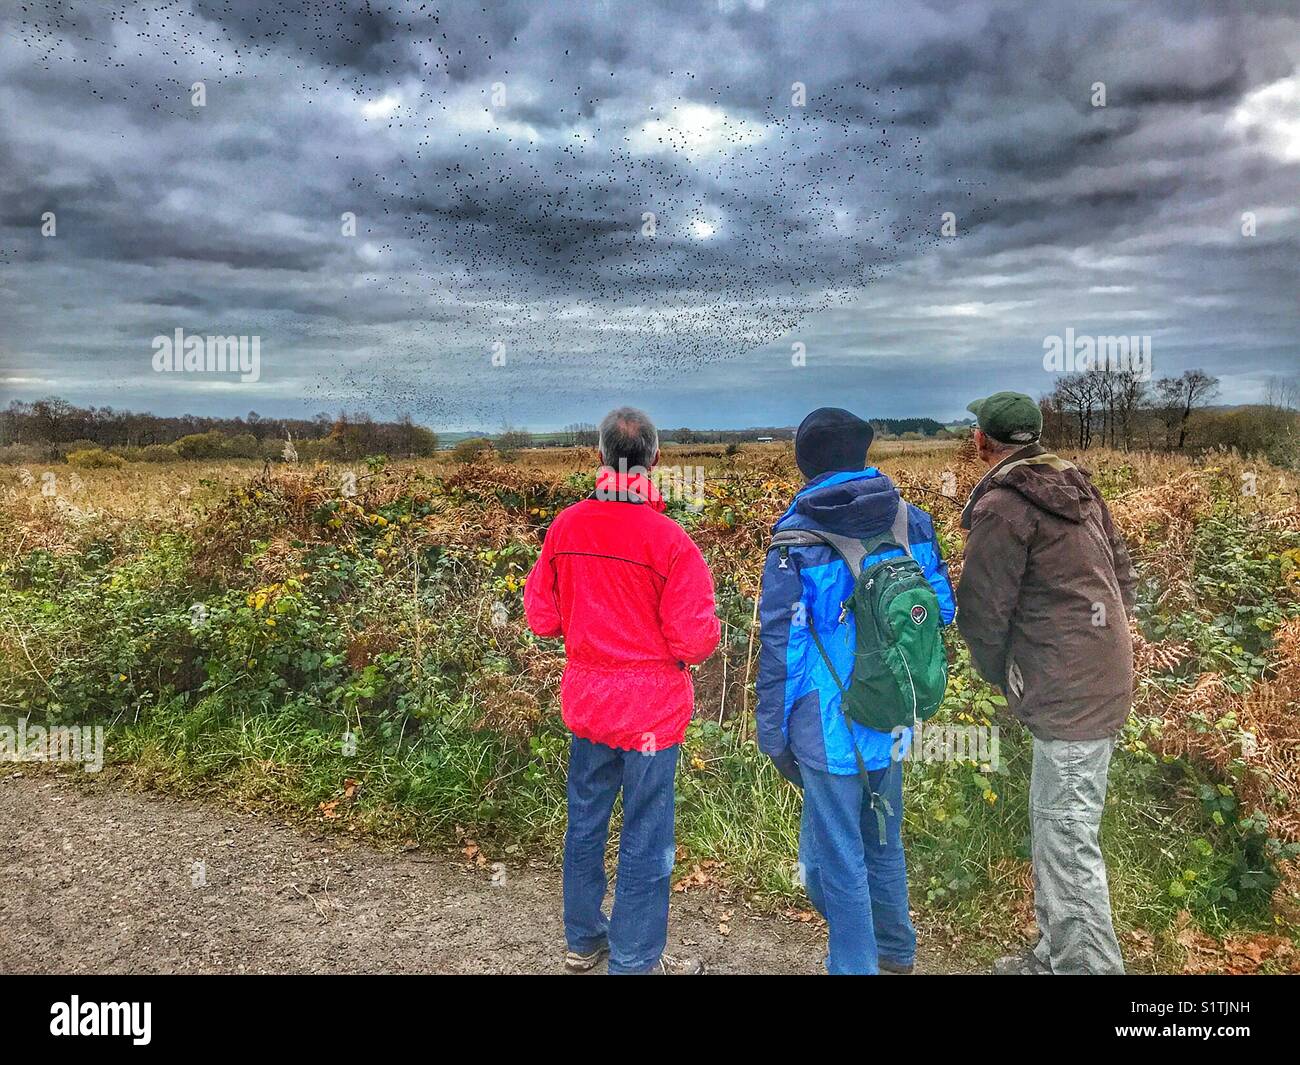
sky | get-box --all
[1,0,1297,431]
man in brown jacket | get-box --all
[956,391,1137,975]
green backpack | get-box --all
[770,506,948,734]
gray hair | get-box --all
[977,427,1023,454]
[598,406,659,470]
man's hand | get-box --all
[770,749,803,789]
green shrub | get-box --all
[173,431,227,459]
[139,443,179,463]
[452,437,494,464]
[1197,407,1300,469]
[299,438,338,463]
[222,433,262,459]
[65,448,125,469]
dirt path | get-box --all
[0,770,968,975]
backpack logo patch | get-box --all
[910,604,928,625]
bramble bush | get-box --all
[1,445,1298,970]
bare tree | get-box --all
[1111,367,1150,451]
[1265,375,1299,411]
[1053,372,1101,449]
[1039,394,1067,446]
[1156,369,1219,450]
[497,424,534,456]
[1090,369,1117,448]
[564,422,598,447]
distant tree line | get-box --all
[563,423,600,447]
[1,397,335,448]
[664,419,949,444]
[666,427,795,444]
[6,379,1295,470]
[0,397,438,462]
[870,418,948,438]
[1040,369,1299,467]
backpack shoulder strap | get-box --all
[859,502,913,561]
[892,500,911,552]
[770,528,869,575]
[772,501,913,571]
[768,529,853,693]
[768,529,826,549]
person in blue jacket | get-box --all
[756,407,956,975]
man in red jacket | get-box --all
[524,407,720,975]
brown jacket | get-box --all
[957,445,1138,741]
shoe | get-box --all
[878,957,914,975]
[993,952,1050,975]
[564,942,610,973]
[650,953,705,975]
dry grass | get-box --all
[5,440,1298,837]
[3,437,1299,969]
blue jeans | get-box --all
[799,762,916,975]
[563,736,678,975]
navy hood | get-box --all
[782,470,902,538]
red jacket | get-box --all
[524,467,721,751]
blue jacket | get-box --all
[756,469,956,774]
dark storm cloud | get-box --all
[0,0,1296,429]
[1123,65,1247,107]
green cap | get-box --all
[966,391,1042,445]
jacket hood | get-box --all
[961,445,1092,528]
[782,468,901,537]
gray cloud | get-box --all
[0,0,1296,429]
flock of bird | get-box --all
[9,1,990,426]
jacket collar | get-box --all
[960,443,1076,528]
[963,444,1041,528]
[593,466,667,512]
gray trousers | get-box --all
[1029,736,1125,975]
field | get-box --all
[3,439,1300,973]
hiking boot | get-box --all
[650,953,705,975]
[993,952,1050,975]
[564,942,610,973]
[878,957,914,975]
